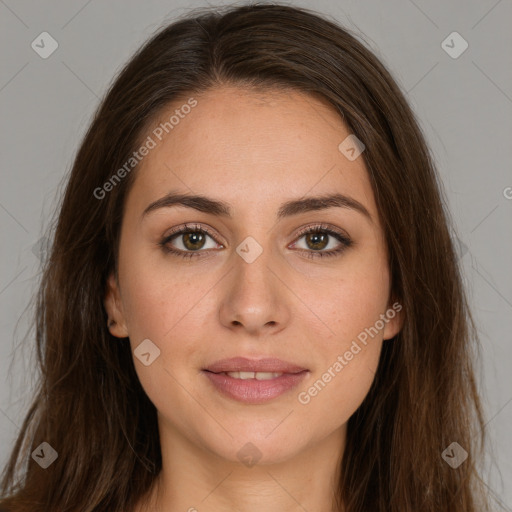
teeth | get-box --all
[225,371,283,380]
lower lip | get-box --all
[202,370,309,404]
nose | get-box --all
[218,247,291,337]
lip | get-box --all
[202,357,309,404]
[202,369,309,404]
[204,357,308,374]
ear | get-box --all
[104,272,129,338]
[382,299,404,341]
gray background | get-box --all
[1,0,511,507]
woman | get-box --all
[0,4,497,511]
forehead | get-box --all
[128,85,380,225]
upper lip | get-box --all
[204,357,308,374]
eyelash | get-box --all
[158,222,352,260]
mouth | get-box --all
[202,357,309,404]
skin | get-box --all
[104,85,403,512]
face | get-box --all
[105,85,402,465]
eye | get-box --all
[290,224,352,259]
[159,223,223,259]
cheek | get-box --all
[295,254,389,423]
[118,242,211,342]
[118,268,208,409]
[118,258,223,391]
[311,253,391,345]
[297,262,389,419]
[296,337,382,437]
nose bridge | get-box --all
[219,234,290,334]
[232,237,279,306]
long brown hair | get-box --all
[0,4,496,511]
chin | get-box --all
[203,425,309,467]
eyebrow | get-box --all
[142,190,373,223]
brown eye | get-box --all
[291,225,353,259]
[159,224,223,259]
